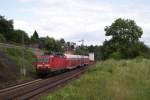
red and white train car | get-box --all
[33,54,90,75]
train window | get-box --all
[37,58,48,62]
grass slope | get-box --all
[4,48,35,76]
[0,47,36,88]
[41,58,150,100]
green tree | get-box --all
[105,18,143,43]
[12,30,30,44]
[75,46,88,55]
[39,37,46,49]
[60,38,65,45]
[31,30,39,44]
[88,45,94,52]
[44,37,55,52]
[102,18,143,59]
[93,46,102,60]
[54,40,63,52]
[59,38,65,52]
[44,37,63,53]
[0,15,14,41]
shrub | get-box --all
[0,33,6,42]
[109,52,122,59]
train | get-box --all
[33,53,94,75]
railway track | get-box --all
[0,79,42,93]
[0,66,87,100]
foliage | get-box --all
[93,46,103,60]
[31,30,39,44]
[0,33,6,42]
[135,42,150,58]
[0,15,14,41]
[102,18,146,59]
[109,52,122,59]
[54,40,63,52]
[0,15,150,61]
[44,37,63,53]
[0,47,36,88]
[12,30,30,44]
[105,18,143,43]
[60,38,65,45]
[75,46,88,55]
[39,37,46,49]
[1,48,35,76]
[44,37,55,52]
[41,59,150,100]
[0,15,30,44]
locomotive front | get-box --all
[34,55,53,75]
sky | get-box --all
[0,0,150,46]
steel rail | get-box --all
[0,66,87,100]
[0,79,42,93]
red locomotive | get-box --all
[33,54,92,75]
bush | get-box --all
[101,41,150,60]
[0,47,36,78]
[0,33,6,42]
[41,59,150,100]
[109,52,122,59]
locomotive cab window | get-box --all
[37,58,48,62]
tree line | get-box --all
[0,15,29,44]
[0,15,82,55]
[74,18,150,60]
[101,18,150,60]
[0,15,150,60]
[0,15,66,53]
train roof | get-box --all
[35,54,89,59]
[64,54,89,59]
[35,55,54,58]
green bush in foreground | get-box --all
[41,59,150,100]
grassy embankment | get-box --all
[41,58,150,100]
[0,47,36,88]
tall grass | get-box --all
[0,47,36,78]
[41,58,150,100]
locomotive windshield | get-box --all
[37,58,48,62]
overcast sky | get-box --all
[0,0,150,46]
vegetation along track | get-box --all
[0,66,88,100]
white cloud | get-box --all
[14,20,32,32]
[14,0,150,45]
